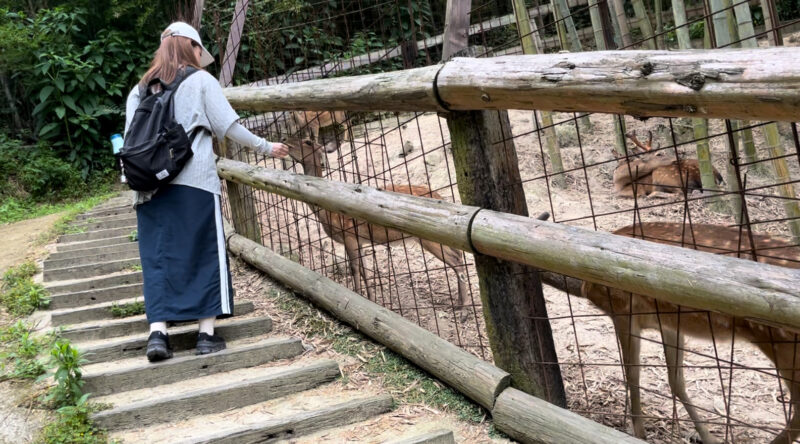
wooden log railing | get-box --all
[225,226,647,444]
[224,47,800,121]
[217,158,800,333]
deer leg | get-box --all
[614,317,646,439]
[661,328,720,444]
[420,240,469,308]
[343,233,373,301]
[768,342,800,444]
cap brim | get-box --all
[199,48,214,68]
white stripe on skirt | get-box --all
[213,196,231,315]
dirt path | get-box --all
[0,212,66,276]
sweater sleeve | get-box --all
[225,122,273,156]
[123,87,140,137]
[200,72,242,139]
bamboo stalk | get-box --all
[760,0,777,45]
[610,0,633,47]
[731,0,761,171]
[587,0,606,50]
[764,121,800,243]
[631,0,656,49]
[672,0,692,49]
[655,0,665,49]
[513,0,566,188]
[551,0,592,131]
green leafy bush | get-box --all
[0,262,50,317]
[42,338,87,408]
[0,320,47,380]
[0,136,85,202]
[37,393,109,444]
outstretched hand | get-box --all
[270,142,289,158]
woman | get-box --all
[124,22,288,362]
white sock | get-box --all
[198,317,215,336]
[149,322,167,334]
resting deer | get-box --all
[581,222,800,443]
[284,137,470,309]
[291,110,349,146]
[613,132,723,198]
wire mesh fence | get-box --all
[216,0,800,441]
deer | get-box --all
[613,132,723,199]
[290,110,349,148]
[579,222,800,443]
[283,137,471,311]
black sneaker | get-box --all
[196,333,226,355]
[146,331,173,362]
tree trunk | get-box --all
[631,0,656,49]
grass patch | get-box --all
[110,299,145,318]
[1,261,50,317]
[0,320,52,381]
[266,288,487,424]
[38,191,121,245]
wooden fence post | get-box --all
[218,0,262,243]
[446,101,567,407]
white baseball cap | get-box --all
[162,22,214,68]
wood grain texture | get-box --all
[83,338,304,397]
[185,395,394,444]
[47,283,143,310]
[227,233,511,411]
[79,316,272,364]
[492,388,645,443]
[91,359,340,430]
[216,158,477,254]
[384,429,455,444]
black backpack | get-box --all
[119,67,202,191]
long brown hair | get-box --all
[139,29,201,88]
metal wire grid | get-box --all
[216,0,800,441]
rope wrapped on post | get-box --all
[217,157,800,332]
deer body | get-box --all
[614,133,723,198]
[291,110,348,143]
[582,222,800,443]
[285,138,470,307]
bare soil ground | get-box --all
[254,32,800,440]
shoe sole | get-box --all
[146,345,173,362]
[195,342,226,355]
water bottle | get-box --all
[110,134,127,183]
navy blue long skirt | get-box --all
[136,185,234,323]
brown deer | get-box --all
[613,132,723,198]
[290,110,349,146]
[581,222,800,443]
[284,137,470,309]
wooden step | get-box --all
[44,249,140,270]
[58,226,137,244]
[60,301,254,342]
[184,395,394,444]
[91,359,340,430]
[47,283,143,310]
[75,206,134,220]
[46,242,138,262]
[385,429,456,444]
[43,258,140,282]
[55,235,135,252]
[45,272,142,295]
[50,296,141,326]
[69,216,138,232]
[78,316,273,364]
[83,337,304,396]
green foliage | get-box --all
[0,261,50,317]
[27,8,151,177]
[689,20,705,40]
[37,393,110,444]
[0,136,85,202]
[42,338,87,408]
[0,320,48,380]
[128,229,138,242]
[110,299,145,318]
